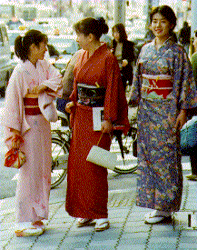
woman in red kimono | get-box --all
[65,17,130,231]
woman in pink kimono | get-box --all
[1,30,62,236]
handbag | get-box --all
[86,133,117,170]
[4,148,26,169]
[180,116,197,155]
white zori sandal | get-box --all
[94,219,110,232]
[76,218,94,227]
[15,221,45,237]
[144,210,172,224]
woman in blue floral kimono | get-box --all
[129,5,197,224]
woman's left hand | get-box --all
[175,109,187,131]
[101,120,113,133]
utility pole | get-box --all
[114,0,126,25]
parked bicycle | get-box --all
[51,106,138,189]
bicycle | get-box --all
[51,107,138,188]
[51,112,70,189]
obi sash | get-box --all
[24,93,41,115]
[141,74,173,100]
[77,83,106,107]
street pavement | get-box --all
[0,156,197,250]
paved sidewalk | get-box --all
[0,157,197,250]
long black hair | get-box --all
[74,17,108,41]
[15,29,48,62]
[112,23,128,42]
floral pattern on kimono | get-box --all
[130,38,197,212]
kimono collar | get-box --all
[152,36,174,50]
[86,42,108,59]
[20,59,42,74]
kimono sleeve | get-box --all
[103,55,121,122]
[1,69,29,134]
[128,47,145,104]
[40,60,63,98]
[104,55,129,133]
[175,49,197,109]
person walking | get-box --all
[65,17,129,231]
[1,30,63,236]
[112,23,135,89]
[129,5,197,224]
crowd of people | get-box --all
[1,4,197,237]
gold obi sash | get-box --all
[24,93,41,115]
[141,74,173,100]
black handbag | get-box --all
[180,116,197,155]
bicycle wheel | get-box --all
[111,124,138,174]
[51,137,69,189]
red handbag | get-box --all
[4,148,26,169]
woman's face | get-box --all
[76,32,90,50]
[33,41,48,61]
[113,28,120,42]
[151,13,173,39]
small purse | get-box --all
[180,116,197,155]
[86,133,117,170]
[4,148,26,169]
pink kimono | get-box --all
[1,59,62,223]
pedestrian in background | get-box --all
[178,21,191,54]
[112,23,135,89]
[65,17,129,231]
[186,30,197,181]
[129,5,197,224]
[1,30,63,236]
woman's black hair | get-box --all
[150,5,177,31]
[14,29,48,62]
[112,23,128,42]
[73,17,109,40]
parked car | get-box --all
[0,21,14,96]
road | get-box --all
[0,97,138,199]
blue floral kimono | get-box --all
[130,38,197,212]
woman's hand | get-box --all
[122,59,128,67]
[101,120,113,134]
[31,85,48,94]
[65,101,75,113]
[175,109,187,131]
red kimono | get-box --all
[66,44,129,219]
